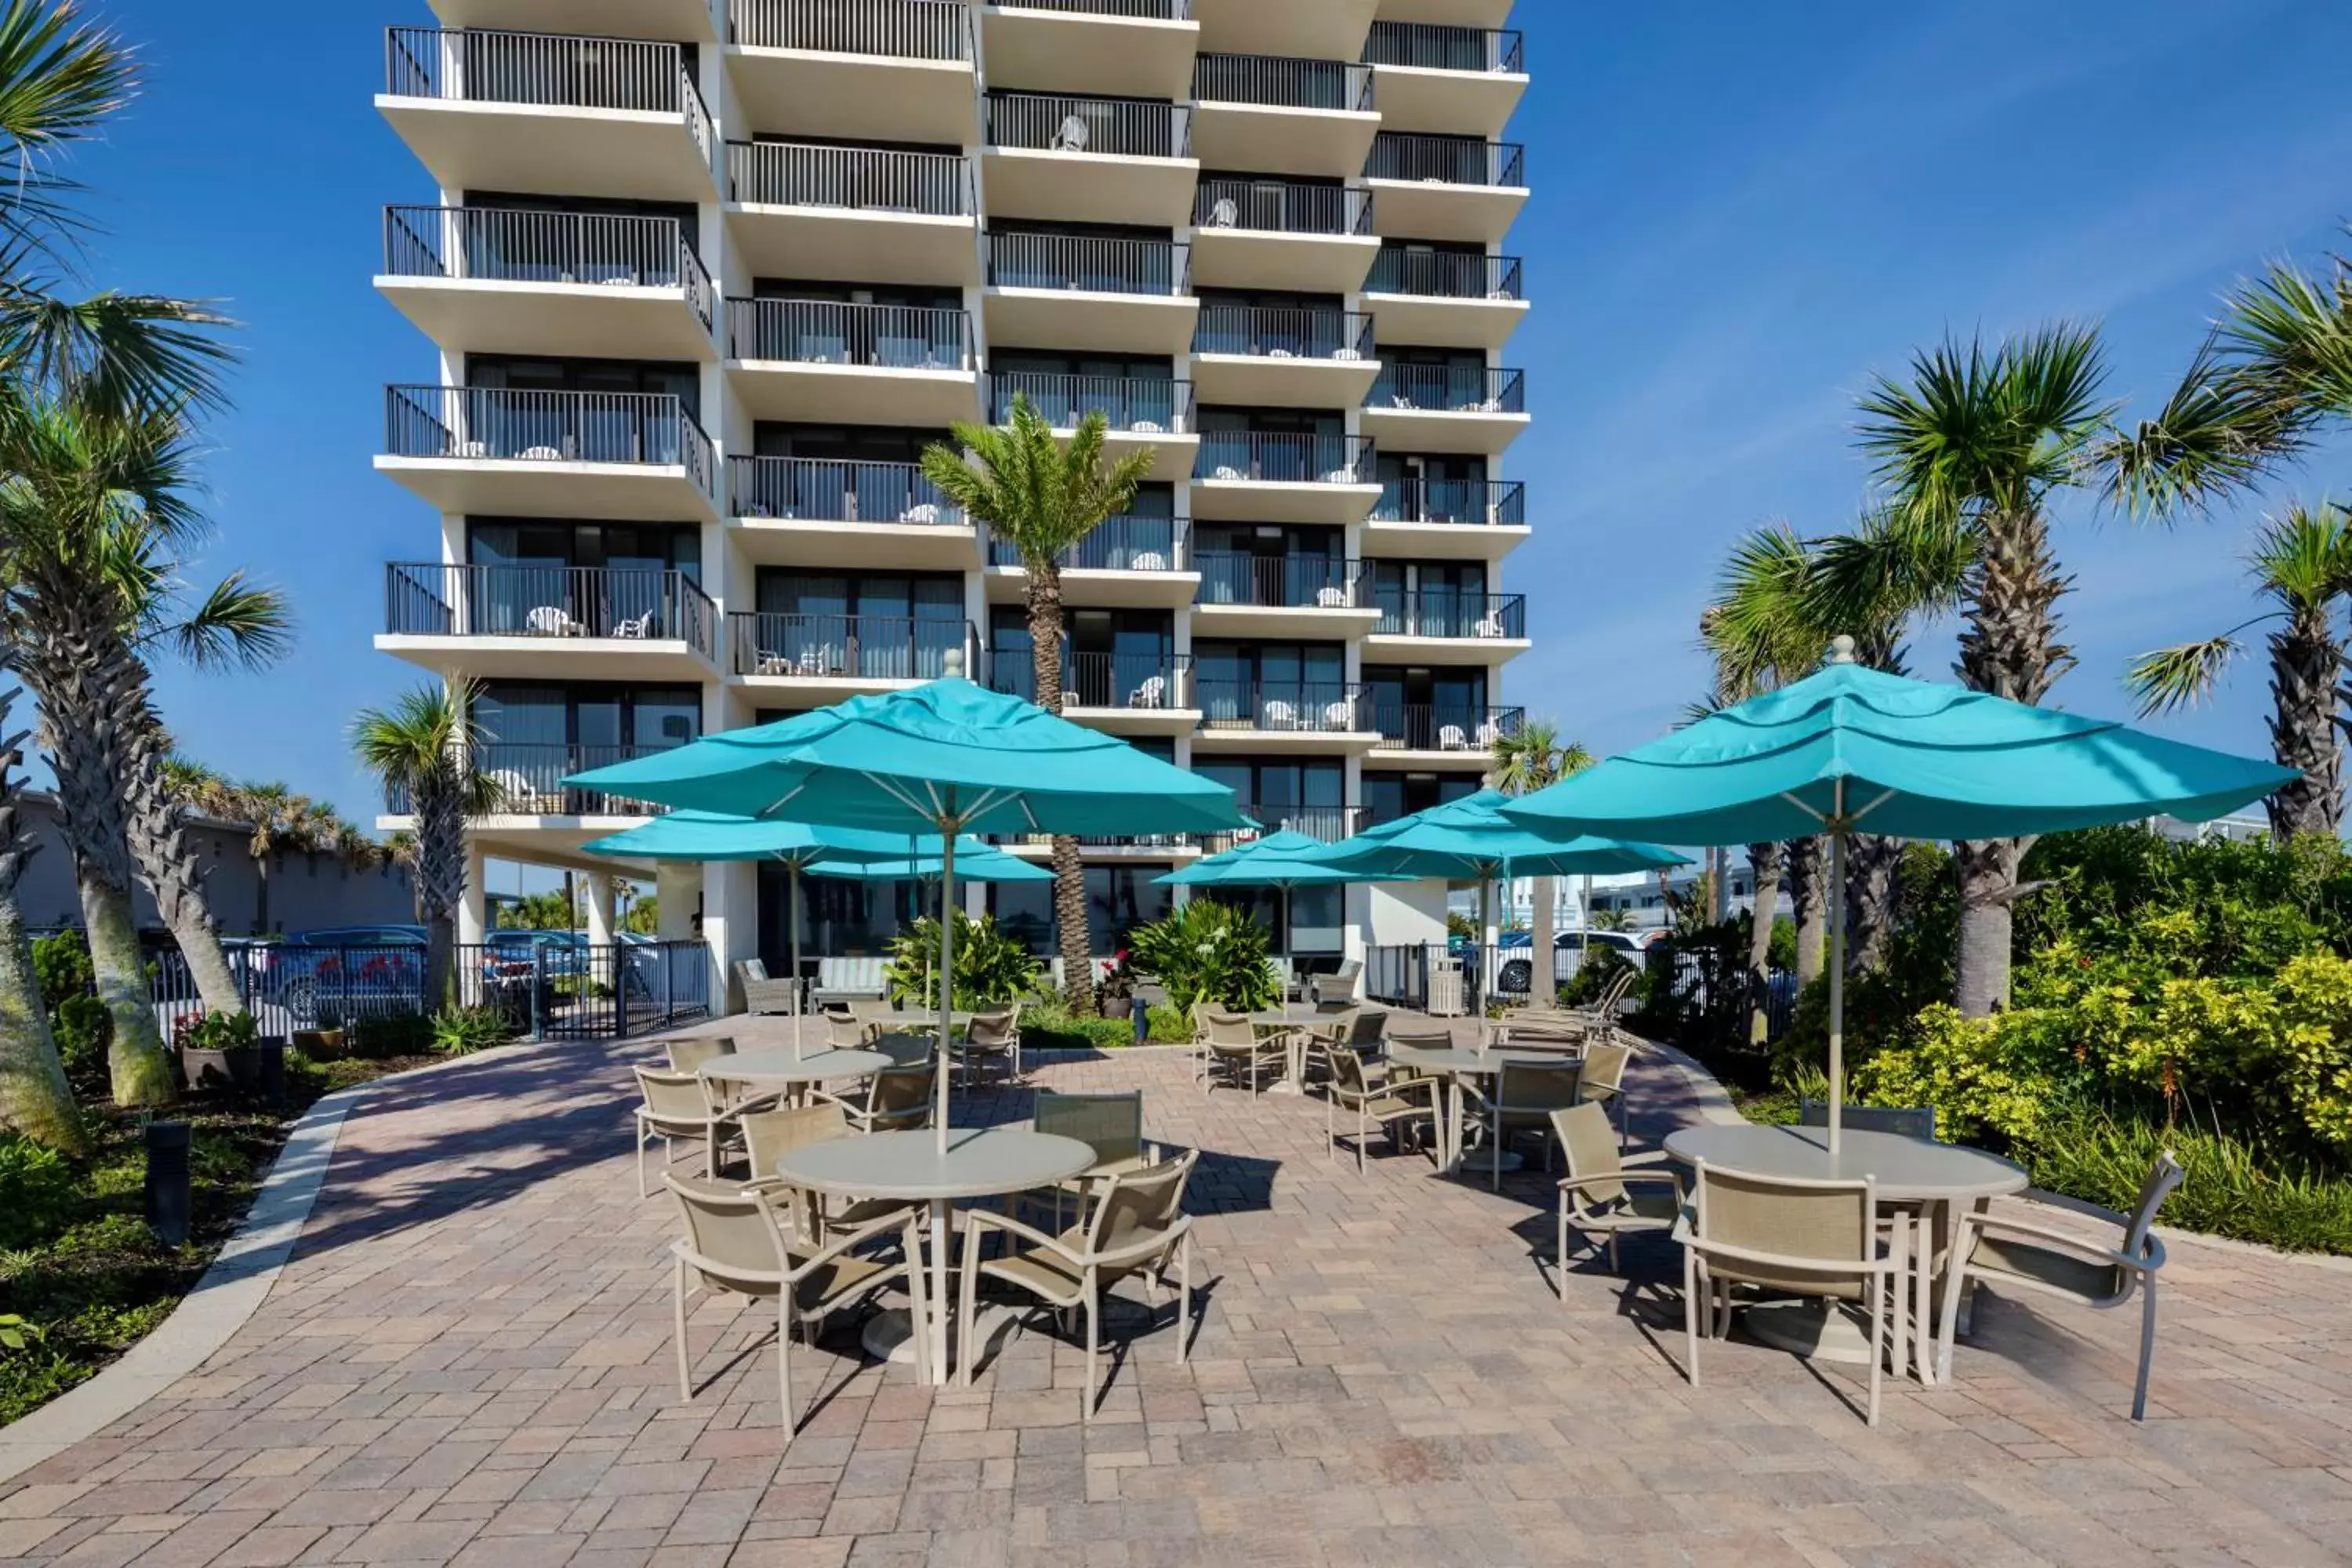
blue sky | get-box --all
[78,0,2352,828]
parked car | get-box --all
[247,926,428,1028]
[1496,929,1650,996]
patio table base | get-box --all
[1740,1299,1876,1365]
[1454,1147,1523,1177]
[860,1302,1023,1367]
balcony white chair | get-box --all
[1050,115,1090,152]
[520,445,564,461]
[1261,699,1296,728]
[900,503,941,524]
[1207,198,1238,228]
[1323,701,1355,730]
[1474,612,1506,638]
[1128,419,1163,434]
[524,605,578,637]
[1333,347,1363,362]
[1128,675,1167,708]
[1267,347,1294,359]
[1438,724,1468,750]
[1130,551,1167,572]
[483,769,535,811]
[452,440,488,458]
[612,612,655,639]
[1212,465,1243,481]
[1474,721,1501,748]
[1315,586,1346,608]
[1322,466,1359,484]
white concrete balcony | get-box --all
[1374,0,1515,25]
[1191,53,1380,180]
[377,563,719,683]
[984,652,1203,738]
[1363,590,1529,665]
[982,516,1200,609]
[981,0,1200,100]
[728,456,980,571]
[425,743,683,837]
[1190,180,1380,292]
[376,206,715,361]
[379,386,720,522]
[1360,21,1526,138]
[1192,0,1378,60]
[988,373,1199,483]
[983,92,1199,227]
[429,0,717,41]
[1193,682,1381,755]
[1360,364,1527,454]
[724,297,982,425]
[1192,433,1383,524]
[1363,134,1528,244]
[726,0,978,144]
[1367,703,1524,767]
[1191,307,1381,409]
[1361,247,1528,350]
[983,234,1199,355]
[730,612,978,704]
[1190,554,1382,637]
[379,28,714,202]
[1362,478,1529,560]
[725,142,980,288]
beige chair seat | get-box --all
[791,1250,901,1308]
[980,1229,1093,1300]
[1621,1186,1683,1224]
[1970,1232,2125,1300]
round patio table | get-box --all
[1247,1006,1352,1095]
[698,1047,891,1105]
[1388,1047,1566,1176]
[1663,1123,2027,1381]
[772,1127,1096,1384]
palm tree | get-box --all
[1489,720,1593,1004]
[0,681,82,1151]
[352,681,502,1012]
[920,396,1153,1014]
[2127,503,2352,838]
[1856,325,2119,1015]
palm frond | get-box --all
[1857,324,2116,519]
[165,571,292,672]
[2125,631,2261,716]
[0,289,235,413]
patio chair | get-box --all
[633,1065,735,1198]
[1437,724,1469,750]
[482,769,535,811]
[1474,1058,1584,1189]
[612,611,655,639]
[1296,1006,1357,1083]
[1577,1036,1633,1140]
[1936,1152,2183,1420]
[1550,1101,1679,1280]
[1049,114,1090,152]
[1308,957,1362,1006]
[738,959,799,1018]
[956,1151,1199,1417]
[1207,198,1238,227]
[823,1011,873,1050]
[1128,674,1167,707]
[1675,1159,1903,1426]
[848,998,901,1032]
[663,1175,928,1442]
[667,1036,736,1075]
[872,1031,938,1068]
[1799,1100,1938,1142]
[1022,1090,1160,1232]
[956,1005,1023,1088]
[741,1103,921,1237]
[1473,720,1501,749]
[816,1062,935,1134]
[1325,1045,1436,1173]
[1262,699,1296,728]
[1200,1008,1279,1094]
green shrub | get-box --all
[1020,1000,1133,1053]
[1146,1003,1192,1043]
[182,1010,260,1053]
[348,1011,433,1058]
[1559,946,1633,1007]
[430,1006,513,1056]
[885,911,1045,1010]
[30,932,93,1014]
[0,1137,79,1251]
[2026,1101,2352,1255]
[52,996,111,1082]
[1127,900,1276,1013]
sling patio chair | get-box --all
[667,1036,736,1074]
[1297,1005,1359,1085]
[957,1151,1200,1418]
[1324,1044,1437,1173]
[740,1103,922,1238]
[1576,1035,1634,1140]
[633,1065,739,1198]
[1675,1158,1906,1426]
[824,1010,873,1051]
[955,1005,1023,1089]
[1199,1007,1283,1094]
[1936,1152,2183,1420]
[1470,1057,1585,1189]
[815,1061,935,1134]
[1549,1101,1679,1280]
[1021,1089,1163,1233]
[663,1175,929,1443]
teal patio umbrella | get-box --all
[1305,789,1686,1001]
[569,659,1249,1148]
[1157,829,1410,978]
[1499,637,2297,1149]
[804,844,1054,884]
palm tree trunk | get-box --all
[122,705,245,1014]
[1744,843,1784,1045]
[416,779,465,1012]
[1788,836,1825,989]
[1028,561,1095,1013]
[1530,874,1555,1004]
[1952,504,2071,1014]
[0,690,86,1152]
[1845,833,1902,974]
[2267,618,2343,838]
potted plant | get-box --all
[1097,951,1135,1023]
[292,1027,347,1061]
[178,1009,274,1094]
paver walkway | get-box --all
[5,1018,2350,1567]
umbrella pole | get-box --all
[789,859,804,1062]
[936,830,956,1156]
[1828,806,1849,1157]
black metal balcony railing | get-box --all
[985,92,1192,160]
[728,0,972,60]
[730,456,964,524]
[1370,365,1523,415]
[1363,21,1525,74]
[1192,53,1373,114]
[1196,432,1375,486]
[1201,804,1364,852]
[1364,248,1523,300]
[1194,178,1373,238]
[1201,682,1369,734]
[1370,705,1526,753]
[990,373,1192,436]
[467,743,681,818]
[986,234,1191,297]
[986,514,1188,573]
[384,386,717,498]
[1372,590,1526,641]
[1002,0,1191,16]
[382,206,713,331]
[1192,306,1374,363]
[989,652,1194,710]
[732,612,976,681]
[726,140,975,216]
[384,28,711,168]
[1195,553,1364,608]
[1371,478,1526,528]
[726,297,974,372]
[1366,132,1525,187]
[383,563,718,658]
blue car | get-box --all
[245,927,429,1028]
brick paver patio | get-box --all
[5,1018,2350,1567]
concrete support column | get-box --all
[585,873,617,947]
[458,842,488,947]
[655,861,699,942]
[703,860,757,1016]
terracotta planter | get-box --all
[293,1028,347,1061]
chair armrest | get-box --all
[1623,1149,1670,1167]
[1090,1216,1192,1272]
[2020,1187,2134,1229]
[787,1208,927,1278]
[961,1206,1076,1258]
[1962,1210,2164,1275]
[1557,1169,1678,1197]
[1682,1232,1900,1277]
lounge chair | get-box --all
[1550,1101,1679,1279]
